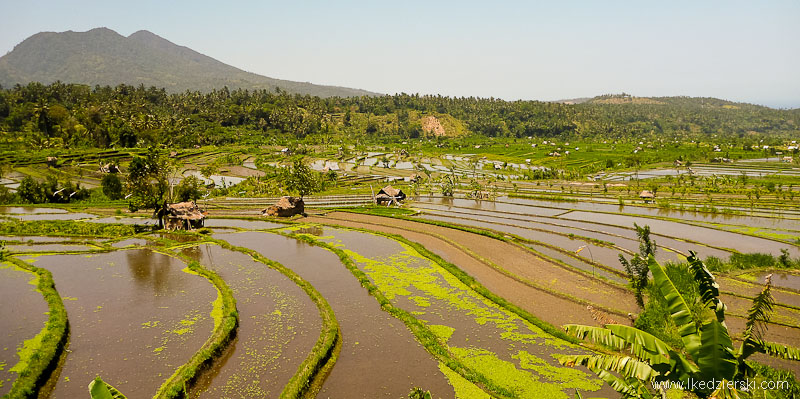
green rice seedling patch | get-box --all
[438,363,492,399]
[725,225,800,243]
[0,219,135,237]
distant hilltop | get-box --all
[554,93,778,110]
[0,27,380,97]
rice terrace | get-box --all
[1,4,800,398]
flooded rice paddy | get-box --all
[412,196,798,259]
[218,231,457,397]
[110,238,150,248]
[28,250,216,398]
[739,271,800,292]
[181,243,320,398]
[203,218,284,230]
[0,263,49,396]
[310,227,613,398]
[1,194,798,398]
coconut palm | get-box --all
[559,251,799,398]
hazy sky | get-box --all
[1,1,798,108]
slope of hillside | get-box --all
[0,28,379,97]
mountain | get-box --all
[0,28,379,97]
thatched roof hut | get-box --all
[375,185,406,205]
[262,196,304,217]
[164,201,206,230]
[639,190,655,202]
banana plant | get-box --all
[88,377,127,399]
[558,251,799,398]
[408,387,433,399]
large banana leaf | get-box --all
[647,256,701,361]
[696,320,737,382]
[687,251,726,324]
[558,354,658,382]
[738,274,774,361]
[606,324,672,365]
[563,324,627,350]
[760,341,800,361]
[88,377,127,399]
[709,379,743,399]
[589,367,655,399]
[605,324,700,381]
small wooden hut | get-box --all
[100,163,120,173]
[375,185,406,205]
[639,190,655,203]
[164,201,206,230]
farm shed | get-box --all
[375,185,406,205]
[164,201,206,230]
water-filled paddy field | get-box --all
[28,250,216,398]
[217,230,457,398]
[182,244,321,398]
[0,262,49,396]
[1,199,799,398]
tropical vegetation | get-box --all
[559,252,800,398]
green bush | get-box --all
[174,175,203,202]
[101,174,124,200]
[16,176,90,204]
[18,176,44,203]
[634,262,702,349]
[705,251,795,273]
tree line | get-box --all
[0,82,797,150]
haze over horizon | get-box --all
[1,0,798,108]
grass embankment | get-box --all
[153,259,238,399]
[207,238,340,399]
[0,220,135,237]
[4,258,68,399]
[290,228,594,398]
[507,193,579,203]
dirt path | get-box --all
[305,212,637,328]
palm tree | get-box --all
[558,252,799,398]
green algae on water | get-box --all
[438,362,491,399]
